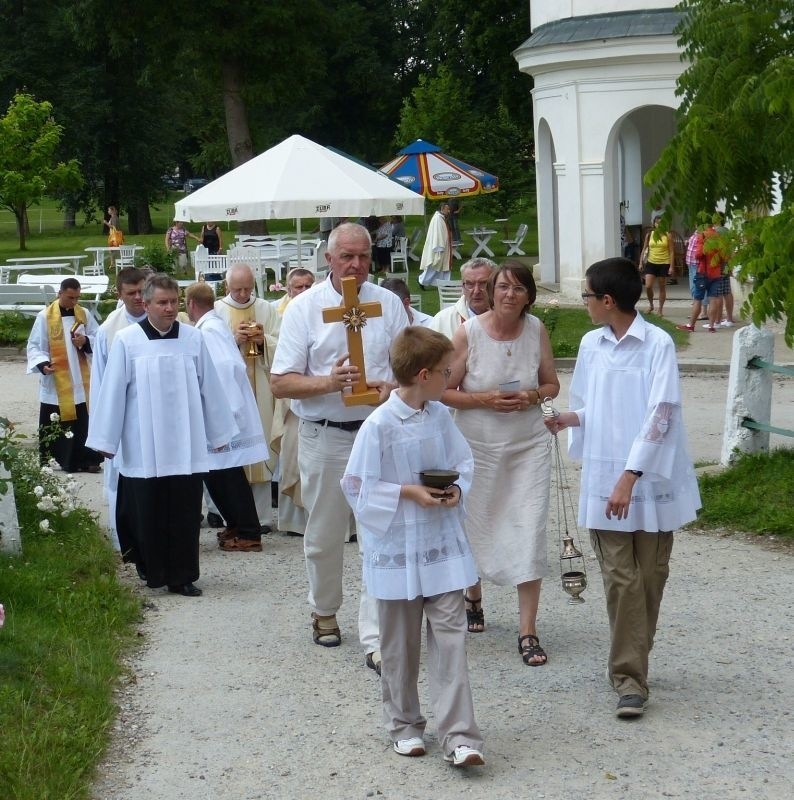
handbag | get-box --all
[107,226,124,247]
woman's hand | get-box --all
[480,390,528,412]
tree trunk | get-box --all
[127,196,153,235]
[15,206,27,250]
[63,205,76,229]
[222,59,266,235]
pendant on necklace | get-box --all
[504,343,512,357]
[506,346,512,356]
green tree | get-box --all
[0,93,82,249]
[647,0,794,344]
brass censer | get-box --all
[541,397,587,604]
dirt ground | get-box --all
[1,327,793,800]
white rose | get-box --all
[34,486,45,497]
[39,519,50,531]
[49,412,60,423]
[64,431,74,440]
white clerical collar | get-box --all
[125,310,147,323]
[222,295,256,310]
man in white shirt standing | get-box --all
[89,267,147,561]
[429,257,496,340]
[271,222,408,671]
[418,202,452,289]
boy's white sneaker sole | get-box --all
[444,745,485,766]
[393,737,425,757]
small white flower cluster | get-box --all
[49,412,60,423]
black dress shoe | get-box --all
[135,563,147,582]
[167,583,202,597]
[260,523,272,536]
[206,512,224,528]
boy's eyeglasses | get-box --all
[433,367,452,379]
[581,292,604,300]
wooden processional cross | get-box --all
[322,276,383,407]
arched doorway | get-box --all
[535,117,560,285]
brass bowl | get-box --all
[561,570,587,604]
[419,469,460,489]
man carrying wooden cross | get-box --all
[271,222,408,672]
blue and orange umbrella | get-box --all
[380,139,499,200]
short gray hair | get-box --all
[142,273,178,302]
[461,257,497,277]
[328,222,371,253]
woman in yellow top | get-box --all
[640,217,676,316]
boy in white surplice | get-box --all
[341,327,485,768]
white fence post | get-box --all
[720,325,774,466]
[0,463,22,555]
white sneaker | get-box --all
[720,320,734,328]
[444,745,485,766]
[393,737,425,757]
[701,322,713,329]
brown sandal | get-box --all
[463,594,485,633]
[311,613,341,647]
[518,634,547,666]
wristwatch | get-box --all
[626,469,643,478]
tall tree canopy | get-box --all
[0,93,82,249]
[647,0,794,343]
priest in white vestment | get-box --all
[26,277,101,473]
[87,274,236,598]
[214,263,281,529]
[186,282,270,552]
[89,267,147,556]
[418,202,452,289]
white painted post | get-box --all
[720,325,774,466]
[0,463,22,555]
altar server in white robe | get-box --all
[186,282,270,552]
[214,263,281,529]
[26,278,101,473]
[418,202,452,289]
[89,267,147,555]
[87,274,236,598]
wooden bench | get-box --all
[0,283,57,316]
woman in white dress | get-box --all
[443,262,560,665]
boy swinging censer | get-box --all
[541,396,587,603]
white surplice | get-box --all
[89,306,146,548]
[194,309,269,469]
[86,321,237,478]
[341,392,478,601]
[568,313,701,531]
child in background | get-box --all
[341,327,485,767]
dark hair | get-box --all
[60,277,81,292]
[585,257,642,312]
[486,260,536,313]
[116,267,147,292]
[380,277,410,303]
[142,273,178,302]
[390,327,453,385]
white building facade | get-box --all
[514,2,686,296]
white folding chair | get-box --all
[437,279,463,310]
[390,236,409,272]
[409,294,422,312]
[501,223,529,257]
[82,263,104,277]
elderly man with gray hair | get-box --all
[429,257,497,340]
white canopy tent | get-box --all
[174,135,425,244]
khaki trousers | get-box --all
[379,591,483,756]
[590,529,673,699]
[298,420,378,652]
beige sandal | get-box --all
[311,613,341,647]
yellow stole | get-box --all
[225,303,269,484]
[45,300,90,422]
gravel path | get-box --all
[2,349,793,800]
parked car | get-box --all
[183,177,209,193]
[162,174,181,190]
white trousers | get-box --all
[298,419,378,653]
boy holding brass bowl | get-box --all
[341,327,484,767]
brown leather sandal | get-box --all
[463,594,485,633]
[518,634,547,666]
[311,613,341,647]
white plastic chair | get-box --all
[501,223,529,257]
[409,294,422,312]
[390,236,409,272]
[114,244,137,273]
[82,263,105,277]
[437,279,463,310]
